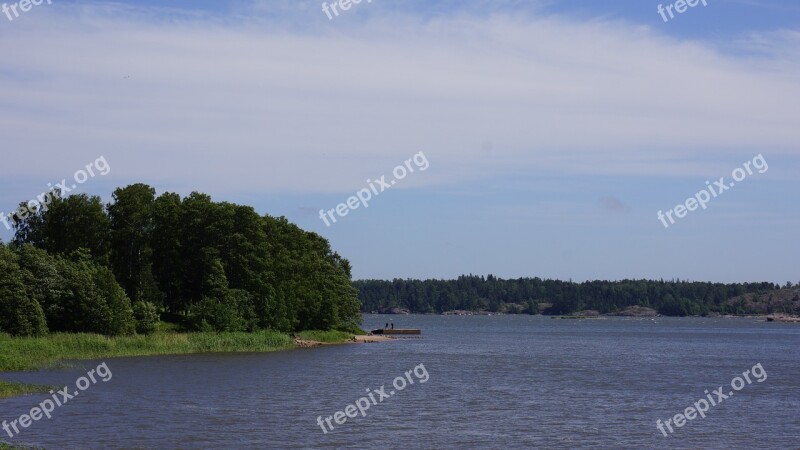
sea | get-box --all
[2,314,799,449]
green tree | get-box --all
[151,192,184,313]
[0,245,48,337]
[13,193,111,264]
[7,184,363,334]
[108,183,159,303]
[47,250,135,336]
[15,244,69,330]
[132,301,159,335]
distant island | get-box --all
[355,276,800,317]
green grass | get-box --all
[155,321,180,333]
[0,326,361,401]
[0,329,295,372]
[0,380,53,400]
[0,443,31,450]
[296,330,355,343]
[0,442,43,450]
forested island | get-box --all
[355,276,800,316]
[1,183,360,342]
[1,184,367,401]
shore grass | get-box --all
[0,327,360,400]
[0,330,296,372]
[0,443,31,450]
[297,330,354,343]
[0,380,53,400]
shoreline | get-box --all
[0,329,392,400]
[293,334,394,348]
[366,312,799,321]
[765,313,800,323]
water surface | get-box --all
[2,315,799,449]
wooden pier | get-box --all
[370,328,421,336]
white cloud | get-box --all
[1,2,799,199]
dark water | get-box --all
[2,315,799,449]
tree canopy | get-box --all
[1,184,360,336]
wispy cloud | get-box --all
[1,1,798,201]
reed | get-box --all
[0,330,296,372]
[297,330,354,343]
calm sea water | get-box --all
[2,315,799,449]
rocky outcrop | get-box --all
[726,288,800,315]
[765,314,800,323]
[370,307,411,315]
[606,306,659,317]
[442,310,497,316]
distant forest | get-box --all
[354,275,799,316]
[0,184,361,337]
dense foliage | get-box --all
[355,275,791,316]
[0,246,47,337]
[0,244,133,336]
[1,184,360,336]
[132,301,159,335]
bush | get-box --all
[132,301,159,334]
[189,298,246,332]
[0,289,48,338]
[297,330,353,343]
[10,245,137,335]
[14,244,69,330]
[0,245,48,337]
[91,265,136,335]
[15,249,135,336]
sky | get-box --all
[0,0,798,283]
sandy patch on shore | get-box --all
[353,335,394,343]
[293,335,393,348]
[293,338,328,348]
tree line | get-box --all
[0,184,361,337]
[354,275,791,316]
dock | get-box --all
[370,328,422,336]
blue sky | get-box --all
[1,0,798,283]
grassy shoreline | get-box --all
[0,443,37,450]
[0,380,54,400]
[0,329,356,399]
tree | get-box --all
[15,244,69,330]
[108,184,158,303]
[151,192,184,312]
[133,301,160,335]
[6,183,364,334]
[0,245,48,337]
[48,250,134,335]
[13,193,111,264]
